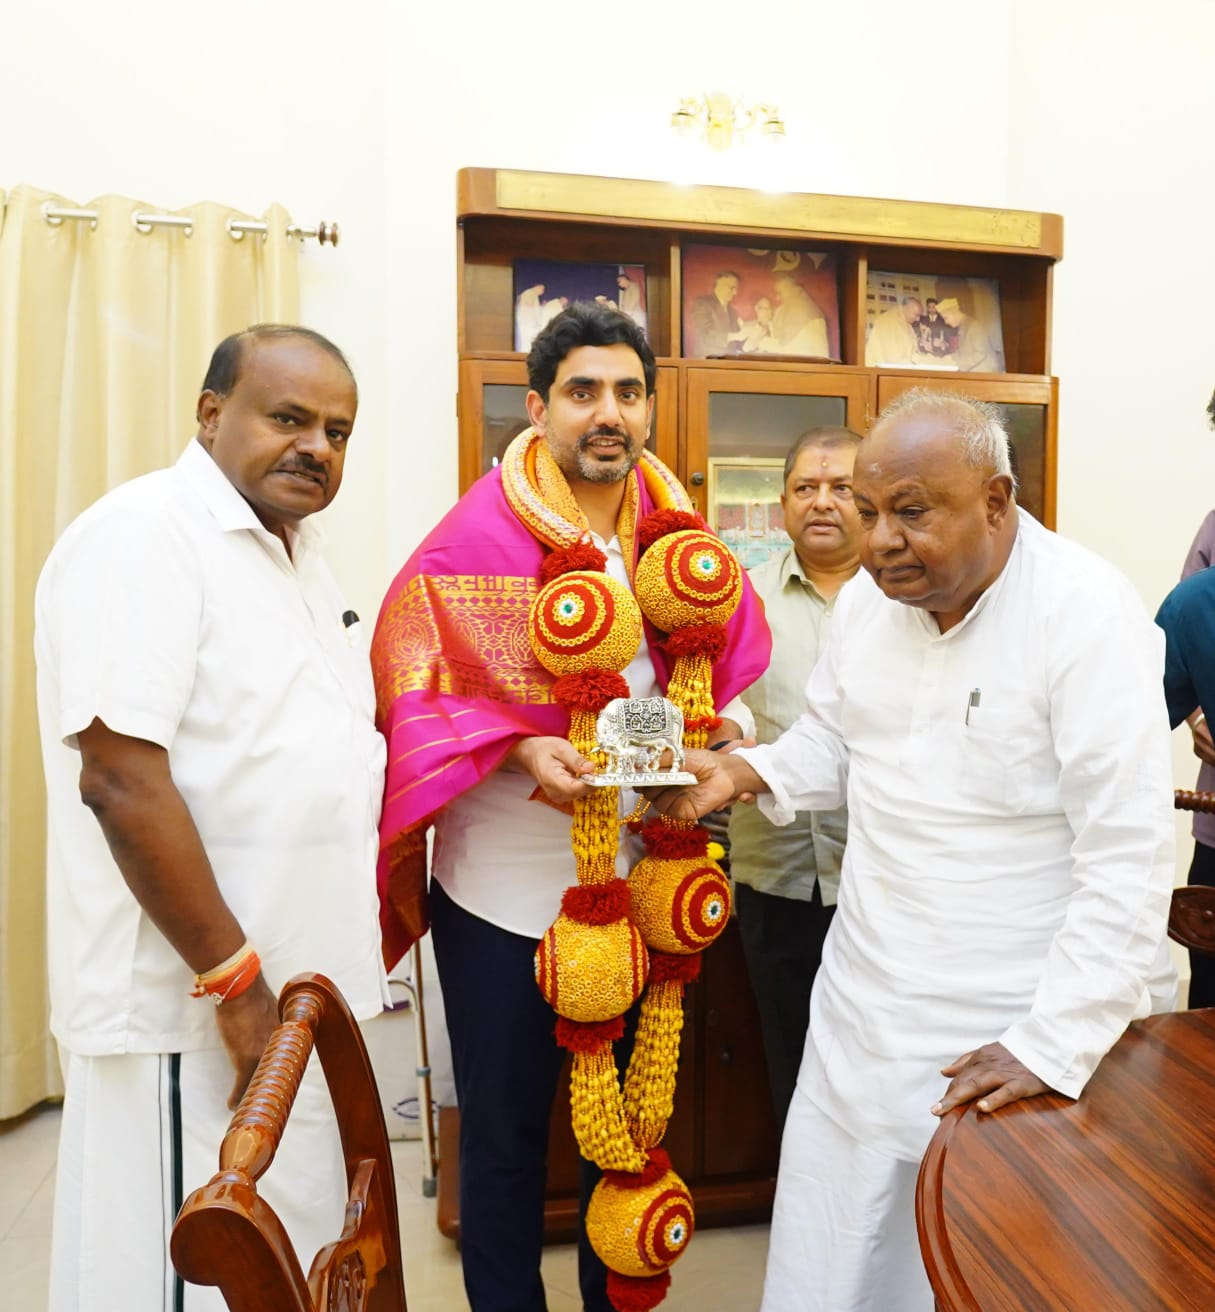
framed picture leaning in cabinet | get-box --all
[865,271,1006,371]
[708,457,792,570]
[513,258,647,350]
[681,243,840,361]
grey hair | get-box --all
[872,387,1016,486]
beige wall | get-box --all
[1006,0,1215,868]
[2,0,389,621]
[6,0,1213,868]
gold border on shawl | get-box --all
[372,573,549,710]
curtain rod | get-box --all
[40,202,339,246]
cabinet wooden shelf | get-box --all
[457,167,1062,527]
[445,168,1063,1240]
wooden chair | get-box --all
[171,973,407,1311]
[1171,789,1215,962]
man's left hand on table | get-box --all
[931,1041,1050,1116]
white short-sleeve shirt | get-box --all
[35,439,389,1055]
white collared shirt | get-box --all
[738,512,1177,1158]
[728,546,848,904]
[36,439,389,1055]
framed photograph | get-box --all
[513,259,647,351]
[865,271,1005,372]
[707,457,791,570]
[682,243,840,361]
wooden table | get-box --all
[917,1009,1215,1311]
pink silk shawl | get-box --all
[370,464,772,965]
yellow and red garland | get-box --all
[527,509,743,1312]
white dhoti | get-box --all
[50,1046,347,1312]
[760,1088,933,1312]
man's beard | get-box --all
[569,429,642,484]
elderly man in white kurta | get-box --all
[652,388,1176,1312]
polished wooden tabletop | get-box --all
[917,1008,1215,1311]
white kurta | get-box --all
[741,510,1176,1163]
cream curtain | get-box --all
[0,185,301,1118]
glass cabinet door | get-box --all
[685,367,870,564]
[458,360,529,491]
[481,382,531,472]
[876,374,1056,527]
[459,360,678,493]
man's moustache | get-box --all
[276,461,328,483]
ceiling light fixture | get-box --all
[671,92,786,152]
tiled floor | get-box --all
[0,1102,768,1310]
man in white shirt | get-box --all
[35,326,389,1312]
[729,426,861,1137]
[652,388,1176,1312]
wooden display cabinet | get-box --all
[456,167,1062,527]
[442,168,1063,1240]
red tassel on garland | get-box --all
[637,509,706,552]
[603,1146,672,1191]
[683,715,722,734]
[552,669,631,713]
[561,880,633,925]
[541,541,609,583]
[606,1269,673,1311]
[637,818,710,858]
[647,951,701,985]
[555,1015,625,1054]
[662,623,729,661]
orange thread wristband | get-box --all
[190,945,261,1005]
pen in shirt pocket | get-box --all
[965,687,981,725]
[342,609,362,647]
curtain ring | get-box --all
[131,211,194,237]
[41,201,97,231]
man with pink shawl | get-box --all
[372,303,770,1311]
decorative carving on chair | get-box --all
[329,1251,368,1312]
[220,994,321,1182]
[1174,789,1215,814]
[170,974,408,1311]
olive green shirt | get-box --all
[727,547,849,903]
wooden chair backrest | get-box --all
[1172,790,1215,960]
[170,973,407,1312]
